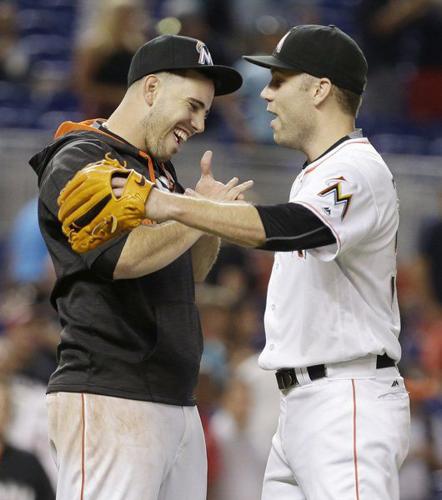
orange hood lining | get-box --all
[54,119,156,182]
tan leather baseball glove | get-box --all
[57,153,154,253]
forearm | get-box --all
[147,191,266,247]
[191,234,220,282]
[113,221,202,279]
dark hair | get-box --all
[333,85,362,117]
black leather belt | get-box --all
[275,354,396,390]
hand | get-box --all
[193,150,253,201]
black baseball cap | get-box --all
[243,25,367,95]
[128,34,242,96]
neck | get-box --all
[105,102,145,151]
[303,115,355,163]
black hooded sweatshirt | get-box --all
[29,119,203,406]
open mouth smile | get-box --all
[173,128,190,145]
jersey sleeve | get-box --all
[38,140,129,279]
[291,161,379,261]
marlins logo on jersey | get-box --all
[318,176,352,220]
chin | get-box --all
[154,145,175,162]
[273,131,285,146]
[162,147,177,161]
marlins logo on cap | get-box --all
[275,32,290,54]
[243,25,368,95]
[196,41,213,65]
[127,34,242,95]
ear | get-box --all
[313,78,332,106]
[142,74,159,106]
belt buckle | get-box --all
[276,369,297,390]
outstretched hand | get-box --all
[191,150,253,201]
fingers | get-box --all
[185,188,204,198]
[58,183,105,221]
[227,180,254,200]
[111,177,127,188]
[111,177,127,198]
[200,150,213,178]
[225,177,239,189]
[61,189,110,228]
[113,188,124,198]
[57,171,88,204]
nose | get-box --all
[191,112,205,134]
[260,85,272,101]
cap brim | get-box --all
[129,64,242,95]
[242,55,296,71]
[190,65,242,96]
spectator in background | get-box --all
[0,290,58,487]
[399,398,441,500]
[73,0,148,118]
[357,0,442,123]
[397,210,442,498]
[197,286,279,500]
[0,377,55,499]
[8,197,50,286]
[207,244,257,298]
[209,297,279,500]
[415,190,442,316]
[210,377,259,500]
[233,2,322,143]
[0,2,30,82]
[234,27,288,143]
[196,345,225,500]
[0,285,58,382]
[169,8,254,143]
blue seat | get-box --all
[21,34,72,64]
[18,9,74,37]
[35,109,83,130]
[0,82,30,108]
[0,106,37,128]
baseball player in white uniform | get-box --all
[114,24,411,499]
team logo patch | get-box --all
[196,41,213,65]
[318,176,352,220]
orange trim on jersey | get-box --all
[138,150,156,182]
[138,150,156,226]
[352,380,360,500]
[304,139,370,175]
[81,393,86,500]
[54,119,123,144]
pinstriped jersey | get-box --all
[259,136,401,370]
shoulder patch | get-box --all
[318,176,352,220]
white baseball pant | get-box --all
[46,392,207,500]
[262,359,410,500]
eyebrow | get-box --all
[189,97,211,116]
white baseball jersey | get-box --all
[259,136,401,370]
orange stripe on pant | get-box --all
[81,394,85,500]
[352,380,360,500]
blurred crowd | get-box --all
[0,0,441,499]
[1,199,442,499]
[0,0,441,151]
